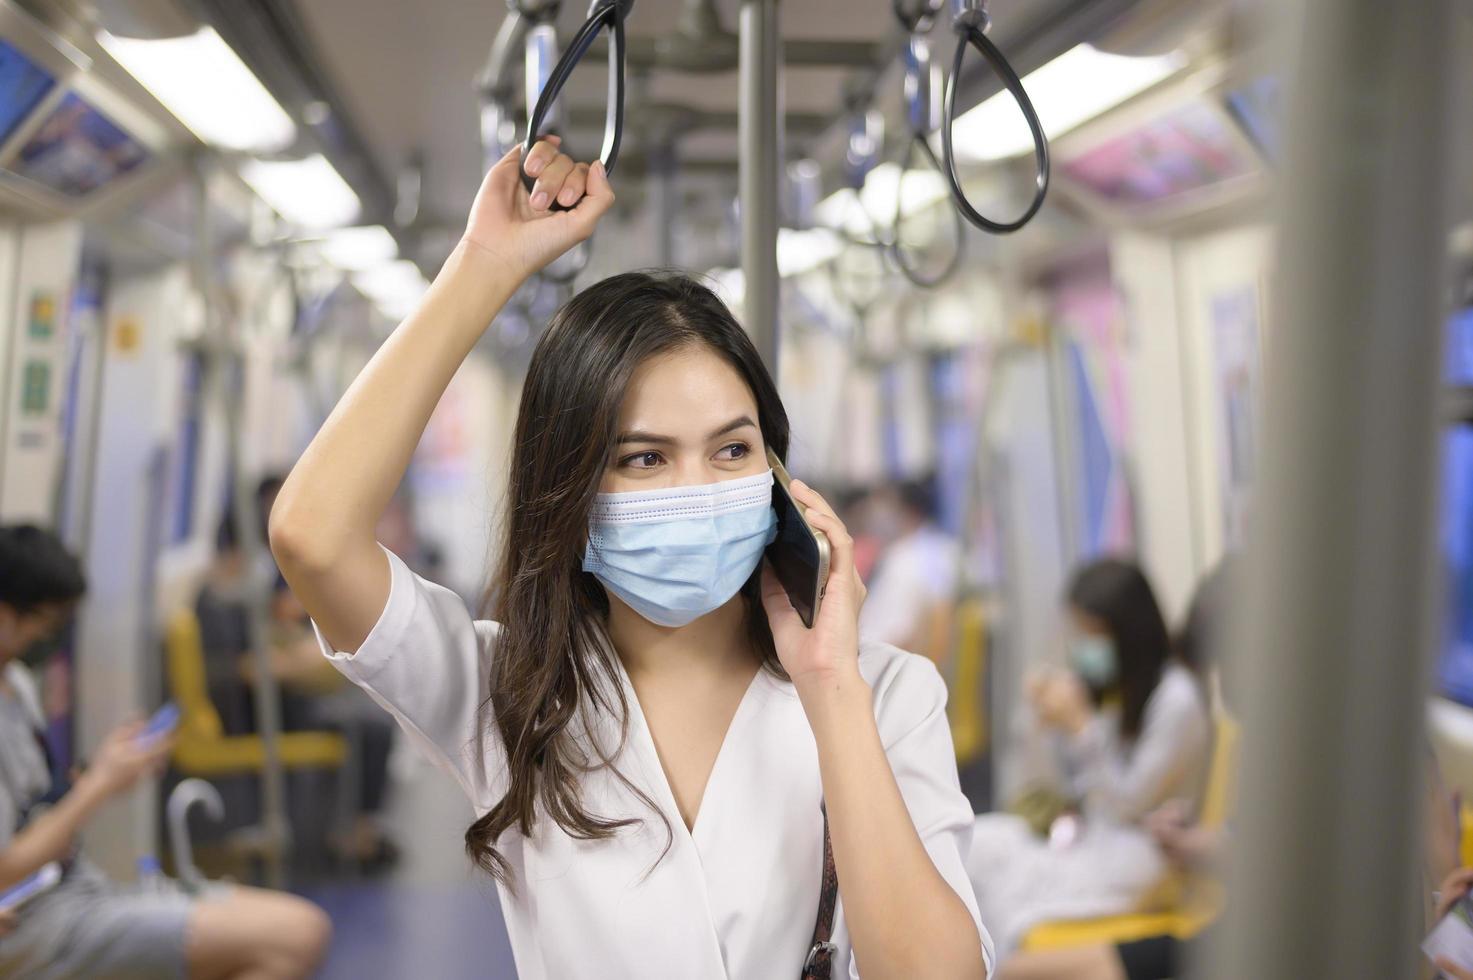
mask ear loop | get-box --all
[939,2,1050,234]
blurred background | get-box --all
[0,0,1468,976]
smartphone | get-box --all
[0,862,62,912]
[765,449,832,629]
[1425,895,1473,972]
[138,703,180,745]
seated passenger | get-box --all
[996,561,1234,979]
[967,558,1211,955]
[858,477,963,668]
[269,141,993,976]
[197,515,399,869]
[0,525,330,980]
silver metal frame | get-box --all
[1210,0,1459,974]
[739,0,780,370]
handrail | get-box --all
[939,0,1049,234]
[520,0,636,210]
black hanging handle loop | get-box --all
[940,10,1050,234]
[887,135,966,289]
[520,0,634,211]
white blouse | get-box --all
[316,548,994,978]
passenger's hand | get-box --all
[762,481,867,696]
[461,137,615,283]
[1437,867,1473,922]
[1032,669,1093,735]
[0,908,16,937]
[79,720,174,799]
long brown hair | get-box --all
[1067,558,1172,741]
[465,271,791,884]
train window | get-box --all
[0,37,55,146]
[11,91,149,197]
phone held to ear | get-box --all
[1425,895,1473,973]
[765,449,832,629]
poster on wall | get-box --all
[1209,284,1263,548]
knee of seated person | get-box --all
[277,898,333,968]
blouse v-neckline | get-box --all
[613,657,777,845]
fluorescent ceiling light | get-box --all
[353,260,429,321]
[777,228,843,278]
[318,226,398,272]
[241,154,361,231]
[99,27,297,152]
[858,163,950,221]
[951,44,1185,163]
[815,188,872,238]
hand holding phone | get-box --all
[1426,893,1473,976]
[0,862,61,912]
[764,449,831,629]
[137,703,180,746]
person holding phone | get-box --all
[270,140,993,977]
[0,525,331,980]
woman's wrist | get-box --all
[437,238,528,324]
[795,664,872,736]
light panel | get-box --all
[240,154,361,231]
[950,44,1185,163]
[99,28,297,152]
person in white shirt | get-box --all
[966,559,1211,957]
[269,139,993,979]
[858,479,963,667]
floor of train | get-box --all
[296,756,517,979]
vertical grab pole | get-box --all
[192,159,290,889]
[739,0,781,372]
[1210,2,1456,977]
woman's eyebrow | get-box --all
[615,415,756,446]
[706,415,757,440]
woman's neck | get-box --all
[606,594,759,682]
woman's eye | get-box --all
[716,442,750,461]
[621,451,663,469]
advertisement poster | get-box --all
[1209,284,1263,548]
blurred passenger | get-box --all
[967,558,1211,955]
[269,141,993,976]
[196,515,399,870]
[836,487,883,582]
[0,525,330,979]
[858,477,963,667]
[996,561,1233,979]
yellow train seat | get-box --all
[165,607,347,777]
[1019,710,1240,952]
[949,598,989,765]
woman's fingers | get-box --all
[521,136,563,178]
[529,153,576,211]
[557,163,591,209]
[565,160,616,231]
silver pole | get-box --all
[738,0,780,371]
[192,160,290,889]
[649,141,677,268]
[1209,2,1456,977]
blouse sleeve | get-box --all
[1063,669,1210,825]
[312,545,506,810]
[856,648,996,978]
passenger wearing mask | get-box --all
[0,525,330,980]
[858,478,964,667]
[270,140,993,977]
[967,558,1211,955]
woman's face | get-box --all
[601,345,767,493]
[1067,607,1112,641]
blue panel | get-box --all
[1070,343,1113,557]
[0,38,55,146]
[1439,426,1473,706]
[13,91,149,196]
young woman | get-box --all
[270,140,993,977]
[966,559,1211,956]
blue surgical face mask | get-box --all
[1070,634,1118,688]
[582,469,778,628]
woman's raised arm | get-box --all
[270,141,614,653]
